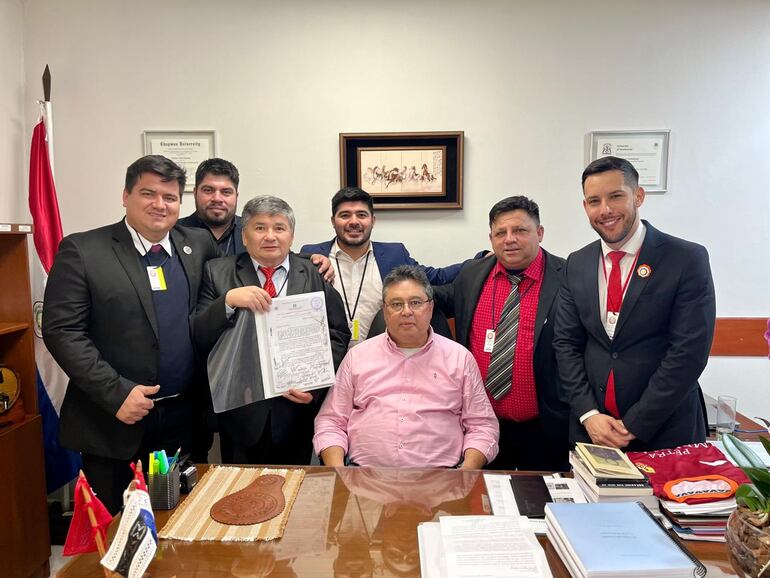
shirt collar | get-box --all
[250,253,291,273]
[124,219,172,256]
[493,247,544,281]
[331,238,373,262]
[600,221,647,258]
[384,327,434,354]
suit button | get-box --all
[611,353,618,359]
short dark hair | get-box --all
[382,265,433,301]
[124,155,186,196]
[488,196,540,227]
[581,156,639,189]
[195,158,240,190]
[331,186,374,216]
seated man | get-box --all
[193,195,350,465]
[313,265,499,469]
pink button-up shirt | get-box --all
[313,331,499,468]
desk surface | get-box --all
[57,465,743,578]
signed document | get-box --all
[255,291,336,399]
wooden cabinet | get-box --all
[0,225,51,578]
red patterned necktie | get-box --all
[259,266,277,297]
[605,250,625,418]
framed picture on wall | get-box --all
[588,129,670,193]
[340,132,464,209]
[143,130,217,192]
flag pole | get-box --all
[78,471,112,578]
[41,65,55,176]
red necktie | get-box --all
[259,266,277,297]
[604,250,625,418]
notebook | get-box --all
[545,502,705,577]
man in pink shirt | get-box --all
[313,265,499,468]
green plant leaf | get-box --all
[759,435,770,456]
[722,434,767,468]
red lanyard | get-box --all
[601,252,639,312]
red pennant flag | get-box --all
[62,473,113,556]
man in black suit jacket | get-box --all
[434,196,570,471]
[43,156,219,513]
[553,156,716,451]
[193,195,350,465]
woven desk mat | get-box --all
[158,466,305,542]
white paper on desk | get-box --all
[439,515,552,578]
[255,291,336,397]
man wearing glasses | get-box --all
[313,265,499,468]
[433,196,570,471]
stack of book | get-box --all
[545,502,704,578]
[659,496,735,542]
[569,443,658,512]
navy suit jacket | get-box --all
[553,221,716,451]
[300,239,463,284]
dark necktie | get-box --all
[605,250,625,418]
[259,266,277,297]
[485,273,522,400]
[149,244,164,255]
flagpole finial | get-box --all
[42,65,51,102]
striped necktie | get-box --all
[485,273,522,400]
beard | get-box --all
[199,204,235,228]
[593,211,638,246]
[337,227,372,248]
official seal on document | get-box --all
[310,296,323,311]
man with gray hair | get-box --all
[313,265,499,468]
[194,195,350,464]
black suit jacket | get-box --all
[193,252,351,448]
[553,221,716,450]
[433,250,570,449]
[43,221,219,459]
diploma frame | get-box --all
[143,130,217,192]
[588,129,670,193]
[340,131,464,210]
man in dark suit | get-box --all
[433,196,570,471]
[301,187,464,347]
[193,195,350,465]
[553,156,716,451]
[43,155,219,513]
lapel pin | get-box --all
[637,264,651,278]
[183,246,192,255]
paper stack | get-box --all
[545,502,704,578]
[658,497,735,542]
[569,443,658,513]
[418,515,553,578]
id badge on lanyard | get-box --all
[147,266,167,291]
[606,311,619,340]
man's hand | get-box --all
[320,446,345,467]
[282,388,313,404]
[116,384,160,424]
[311,254,336,283]
[583,413,634,448]
[459,448,487,470]
[225,286,272,312]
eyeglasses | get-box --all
[384,298,433,313]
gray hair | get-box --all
[241,195,296,231]
[382,265,434,300]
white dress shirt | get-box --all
[329,240,382,348]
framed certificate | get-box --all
[143,130,217,192]
[589,130,670,193]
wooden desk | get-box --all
[57,465,741,577]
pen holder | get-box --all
[149,466,180,510]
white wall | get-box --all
[0,0,25,223]
[18,0,770,413]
